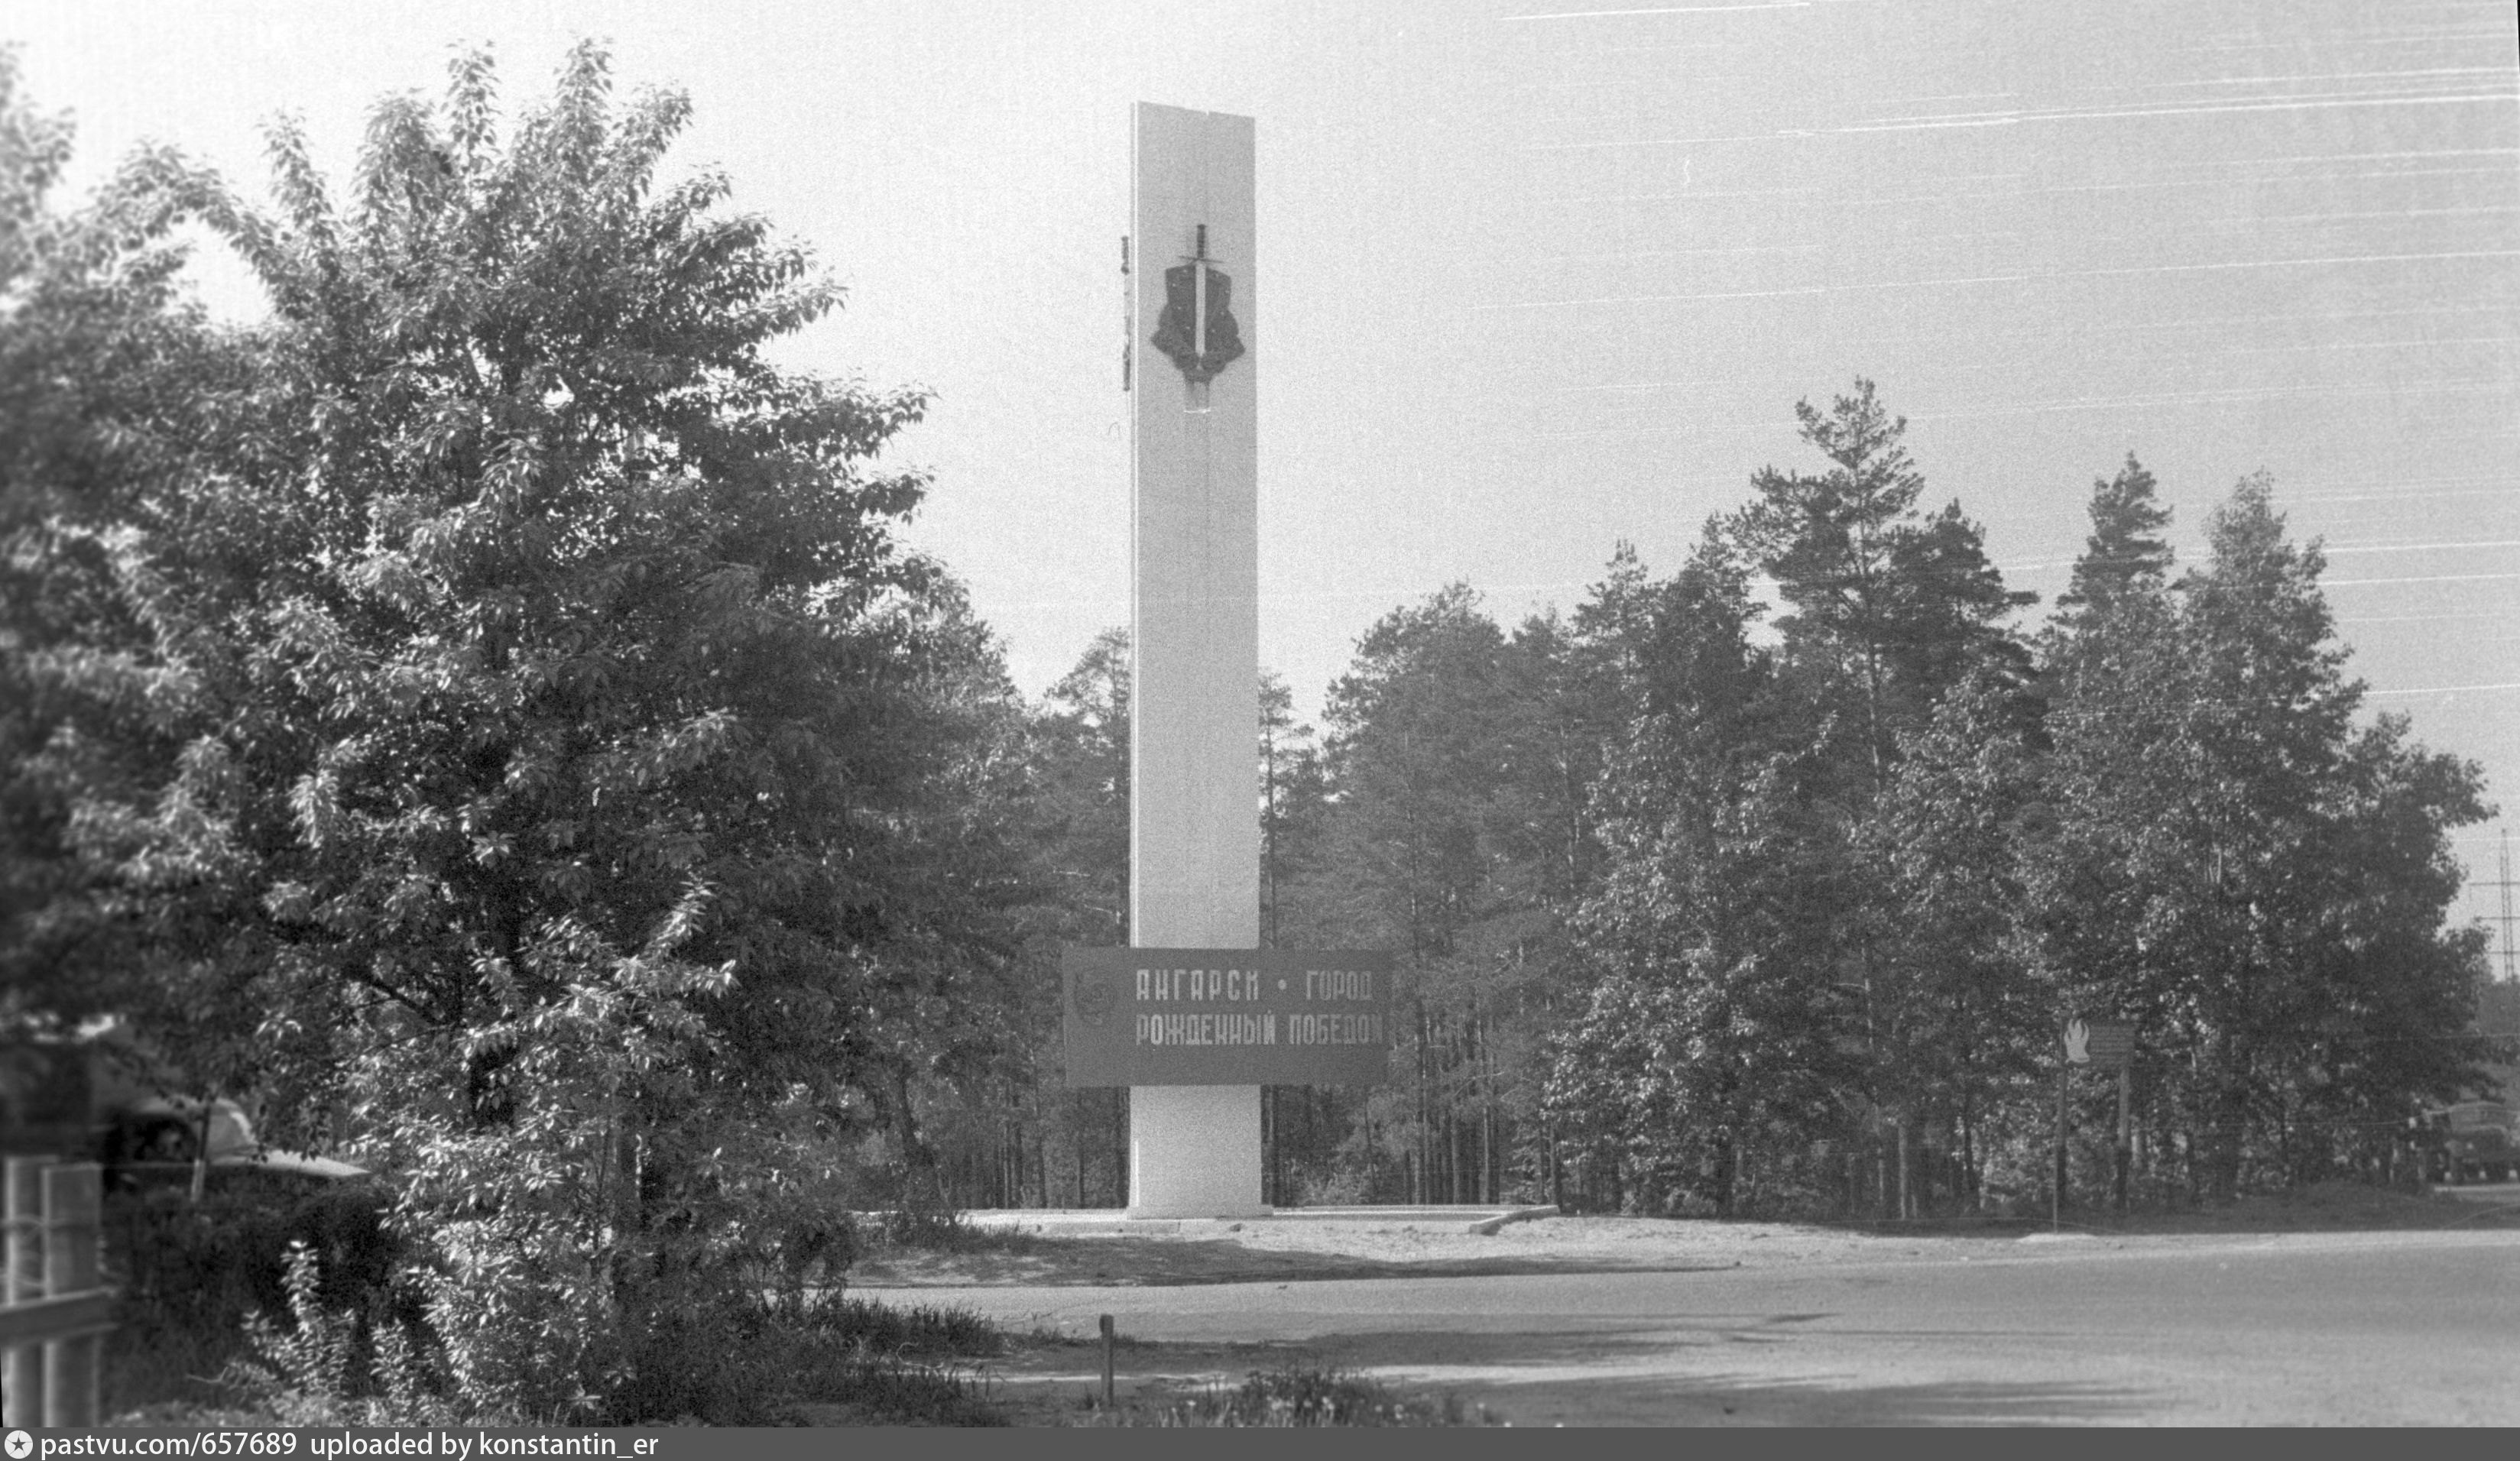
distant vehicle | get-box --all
[7,1029,395,1323]
[2,1030,366,1188]
[105,1093,368,1189]
[2415,1102,2518,1185]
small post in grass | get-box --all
[1099,1313,1116,1410]
[2052,1045,2069,1234]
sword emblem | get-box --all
[1149,223,1246,385]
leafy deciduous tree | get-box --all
[36,44,1029,1416]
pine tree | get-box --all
[1730,378,2030,781]
[1258,667,1329,950]
[1857,663,2048,1207]
[2035,470,2492,1201]
[1723,381,2032,1201]
[1318,584,1523,1203]
[1036,627,1132,944]
[2057,453,2173,617]
[1549,533,1852,1213]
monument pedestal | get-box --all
[1128,1084,1268,1218]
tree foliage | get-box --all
[2033,473,2494,1199]
[1731,378,2031,785]
[914,385,2498,1223]
[2,47,235,1032]
[14,44,1035,1417]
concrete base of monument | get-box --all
[1126,1084,1267,1218]
[958,1204,1560,1236]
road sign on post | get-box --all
[2079,1020,2138,1212]
[2058,1017,2139,1226]
[2068,1019,2135,1070]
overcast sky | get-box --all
[13,0,2519,936]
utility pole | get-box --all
[2499,827,2515,983]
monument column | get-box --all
[1127,102,1263,1218]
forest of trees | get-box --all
[968,397,2503,1222]
[2,37,2509,1417]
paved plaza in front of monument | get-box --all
[851,1196,2520,1425]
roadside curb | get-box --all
[1468,1205,1562,1236]
[945,1204,1559,1236]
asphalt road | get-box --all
[873,1227,2520,1425]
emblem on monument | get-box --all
[1072,970,1119,1029]
[1149,224,1245,385]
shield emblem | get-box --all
[1072,971,1119,1029]
[1150,263,1247,384]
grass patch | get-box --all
[1083,1363,1496,1427]
[498,1290,1021,1424]
[788,1356,1008,1427]
[104,1323,254,1422]
[799,1294,1010,1358]
[859,1207,1045,1257]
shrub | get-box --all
[595,1290,1011,1426]
[212,1241,474,1427]
[863,1207,1036,1258]
[803,1295,1007,1358]
[107,1178,408,1349]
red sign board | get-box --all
[1062,948,1393,1088]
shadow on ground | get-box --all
[983,1323,2158,1427]
[1831,1180,2520,1241]
[1463,1369,2156,1427]
[852,1237,1748,1288]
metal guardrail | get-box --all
[2,1156,113,1427]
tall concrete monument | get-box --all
[1062,104,1390,1219]
[1125,102,1264,1218]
